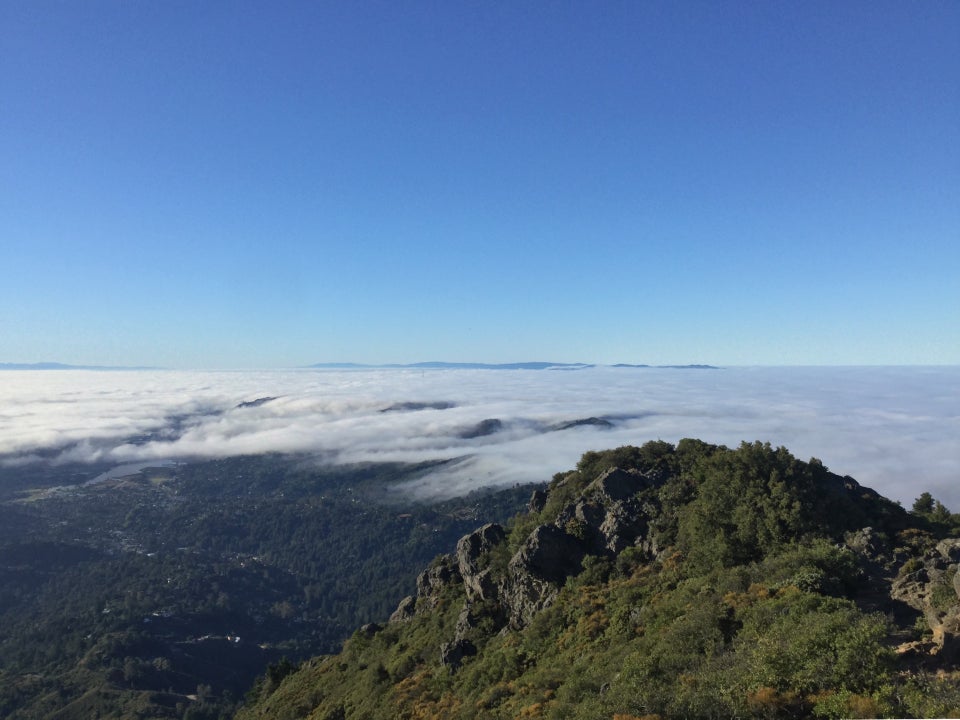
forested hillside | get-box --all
[0,456,536,719]
[238,440,960,719]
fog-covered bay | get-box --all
[1,366,957,508]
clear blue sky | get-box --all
[2,1,957,368]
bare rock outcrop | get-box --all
[389,554,462,622]
[456,523,505,602]
[891,538,960,662]
[417,554,461,599]
[513,524,585,583]
[391,464,670,660]
[528,489,547,514]
[554,467,659,557]
[498,524,586,629]
[845,526,890,563]
[587,467,650,503]
[600,500,653,555]
[439,638,476,670]
[389,595,417,623]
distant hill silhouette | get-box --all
[0,362,160,370]
[308,361,719,370]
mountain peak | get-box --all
[239,439,960,720]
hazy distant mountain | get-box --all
[308,361,718,370]
[1,361,717,372]
[308,361,594,370]
[0,362,160,371]
[613,363,719,369]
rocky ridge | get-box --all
[391,461,960,672]
[237,440,960,720]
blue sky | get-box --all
[2,1,957,368]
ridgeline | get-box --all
[238,440,960,720]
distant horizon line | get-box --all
[0,360,719,372]
[305,361,720,370]
[2,361,959,372]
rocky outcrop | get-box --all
[845,526,891,563]
[588,467,650,503]
[528,489,547,514]
[554,467,659,556]
[390,554,462,622]
[516,524,586,582]
[494,524,585,629]
[456,523,505,602]
[939,538,960,565]
[495,466,664,629]
[416,554,461,600]
[390,465,669,665]
[389,595,417,623]
[600,499,653,555]
[891,538,960,662]
[439,638,476,670]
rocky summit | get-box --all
[238,439,960,720]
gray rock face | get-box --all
[937,538,960,565]
[891,544,960,661]
[416,554,461,598]
[499,566,560,630]
[388,554,462,620]
[439,638,475,671]
[528,489,547,514]
[513,524,585,583]
[389,595,417,623]
[495,525,587,629]
[393,464,671,656]
[554,469,657,556]
[845,527,890,563]
[600,500,651,554]
[456,523,506,602]
[587,467,648,503]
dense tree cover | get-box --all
[0,455,538,719]
[239,440,960,720]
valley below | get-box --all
[0,455,536,719]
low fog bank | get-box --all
[1,366,957,509]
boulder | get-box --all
[499,568,558,630]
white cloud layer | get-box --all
[1,367,957,508]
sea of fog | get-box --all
[1,366,957,509]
